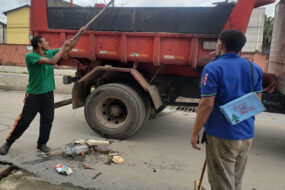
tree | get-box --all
[262,15,274,55]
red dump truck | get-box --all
[30,0,275,139]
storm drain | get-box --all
[176,106,197,113]
[0,163,14,179]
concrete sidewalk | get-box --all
[0,66,76,93]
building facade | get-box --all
[241,8,268,72]
[4,5,30,45]
[243,8,265,53]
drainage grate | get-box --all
[176,106,197,113]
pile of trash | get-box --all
[64,139,124,164]
[53,139,124,176]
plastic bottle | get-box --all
[64,143,89,155]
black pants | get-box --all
[6,91,54,145]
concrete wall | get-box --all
[0,23,6,44]
[268,0,285,95]
[0,44,31,66]
[6,7,30,45]
[0,44,74,70]
[243,8,265,53]
[242,52,268,72]
[0,66,75,94]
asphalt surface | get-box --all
[0,90,285,190]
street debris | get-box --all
[73,139,86,145]
[60,138,124,175]
[86,139,110,146]
[54,164,73,175]
[93,145,111,154]
[92,172,102,180]
[64,139,111,156]
[64,143,89,155]
[105,152,124,165]
[108,151,119,156]
[112,156,124,164]
[83,165,95,170]
[63,139,125,165]
[105,156,113,165]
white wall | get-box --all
[0,23,6,44]
[243,8,265,53]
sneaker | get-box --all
[37,144,51,153]
[0,142,12,155]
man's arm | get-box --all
[191,96,215,150]
[63,26,87,53]
[37,27,87,65]
[37,40,71,65]
[64,35,80,53]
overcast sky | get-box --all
[0,0,279,23]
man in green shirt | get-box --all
[0,27,86,155]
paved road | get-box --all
[0,90,285,190]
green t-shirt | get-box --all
[25,49,59,95]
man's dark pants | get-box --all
[6,91,54,145]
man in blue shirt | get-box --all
[191,30,263,190]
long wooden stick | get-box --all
[198,158,207,190]
[72,0,115,41]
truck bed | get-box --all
[47,5,234,34]
[31,0,275,77]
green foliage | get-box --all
[262,15,274,54]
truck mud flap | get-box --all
[72,82,91,109]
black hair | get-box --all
[31,35,44,50]
[218,30,247,52]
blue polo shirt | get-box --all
[201,53,263,140]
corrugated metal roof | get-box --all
[3,4,30,16]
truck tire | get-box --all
[84,83,146,139]
[124,83,152,122]
[117,82,152,122]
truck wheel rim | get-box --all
[95,97,128,129]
